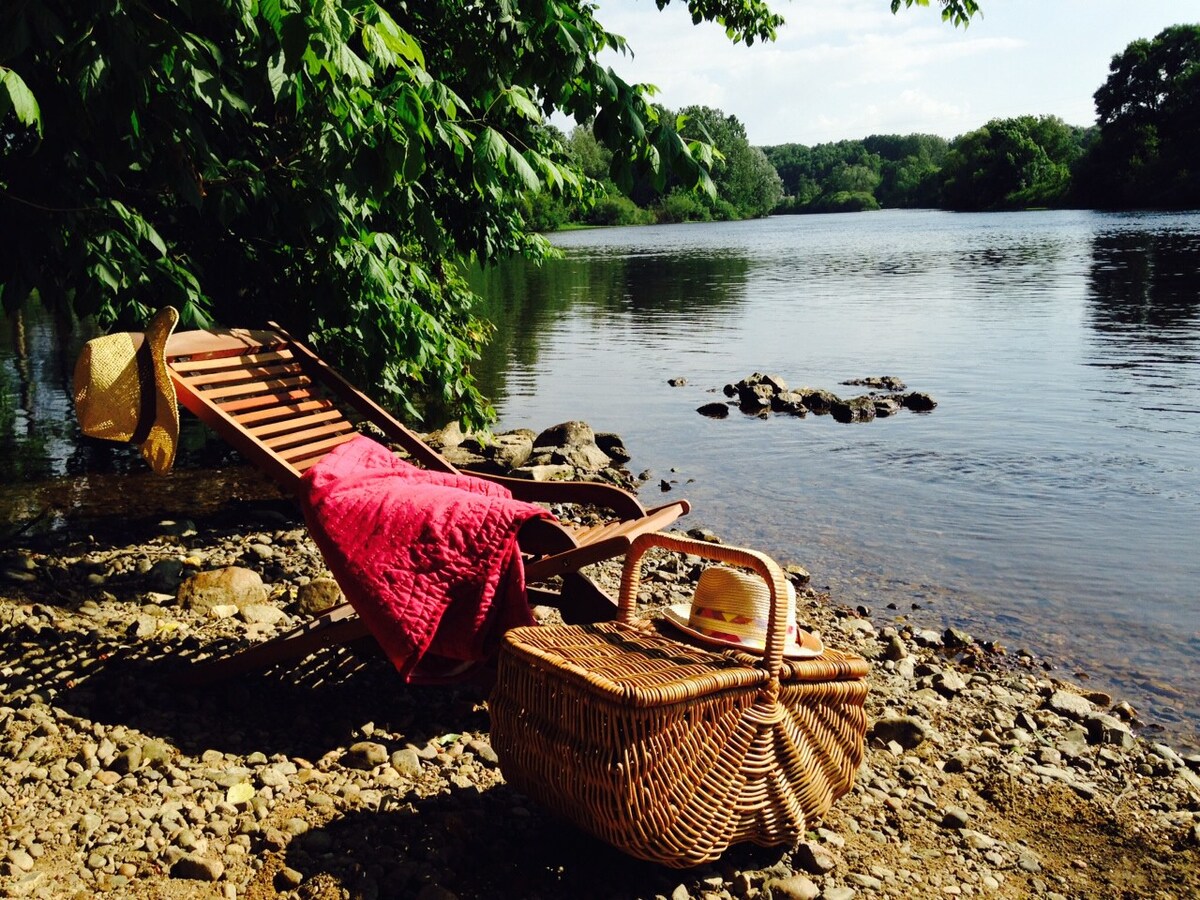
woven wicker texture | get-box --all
[490,533,869,867]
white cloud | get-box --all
[565,0,1200,146]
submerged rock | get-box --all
[902,391,937,411]
[842,375,907,391]
[830,396,877,424]
[697,402,731,419]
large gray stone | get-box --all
[170,854,224,881]
[830,395,877,424]
[344,742,389,770]
[595,432,632,463]
[1085,713,1135,748]
[487,432,533,470]
[177,567,267,613]
[902,392,937,411]
[798,387,841,414]
[441,446,488,469]
[147,558,186,593]
[553,442,611,472]
[239,604,286,626]
[792,841,837,874]
[533,421,595,448]
[771,391,809,415]
[1046,690,1095,722]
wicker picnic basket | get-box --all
[489,533,869,868]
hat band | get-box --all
[130,339,157,446]
[690,605,797,641]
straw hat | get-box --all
[73,307,180,475]
[662,565,824,658]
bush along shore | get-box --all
[1,422,1198,900]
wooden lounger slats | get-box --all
[248,406,345,438]
[171,360,302,388]
[208,387,324,416]
[233,398,337,428]
[162,323,692,685]
[173,361,303,390]
[191,373,311,401]
[277,431,359,464]
[262,419,356,452]
[169,348,296,375]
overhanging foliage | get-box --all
[0,0,979,426]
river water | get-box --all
[2,209,1198,748]
[472,209,1200,750]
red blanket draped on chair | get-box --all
[300,435,551,680]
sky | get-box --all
[570,0,1200,146]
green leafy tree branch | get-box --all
[1,0,979,427]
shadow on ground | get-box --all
[271,791,791,900]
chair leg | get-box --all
[557,572,619,624]
[179,569,618,686]
[175,602,373,686]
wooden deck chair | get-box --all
[163,325,689,684]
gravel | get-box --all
[1,499,1198,899]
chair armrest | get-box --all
[469,472,649,520]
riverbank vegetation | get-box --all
[3,3,1194,430]
[2,0,829,427]
[550,23,1200,223]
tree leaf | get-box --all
[279,13,309,73]
[474,127,507,170]
[507,144,540,191]
[0,69,42,135]
[258,0,284,36]
[505,88,541,121]
[266,49,287,100]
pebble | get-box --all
[344,741,389,770]
[869,716,929,750]
[763,874,820,899]
[792,842,836,875]
[0,472,1197,900]
[391,748,423,778]
[940,806,971,829]
[170,854,224,881]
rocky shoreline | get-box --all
[2,425,1198,899]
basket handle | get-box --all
[618,532,792,680]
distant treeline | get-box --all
[762,119,1094,214]
[537,23,1199,227]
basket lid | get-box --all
[500,622,771,708]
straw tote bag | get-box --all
[489,532,869,867]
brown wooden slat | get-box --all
[570,520,628,544]
[170,348,296,374]
[197,374,311,401]
[293,455,324,473]
[178,360,303,390]
[263,420,356,451]
[216,387,321,415]
[567,501,691,551]
[248,407,346,438]
[165,328,282,360]
[278,432,358,463]
[233,398,334,427]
